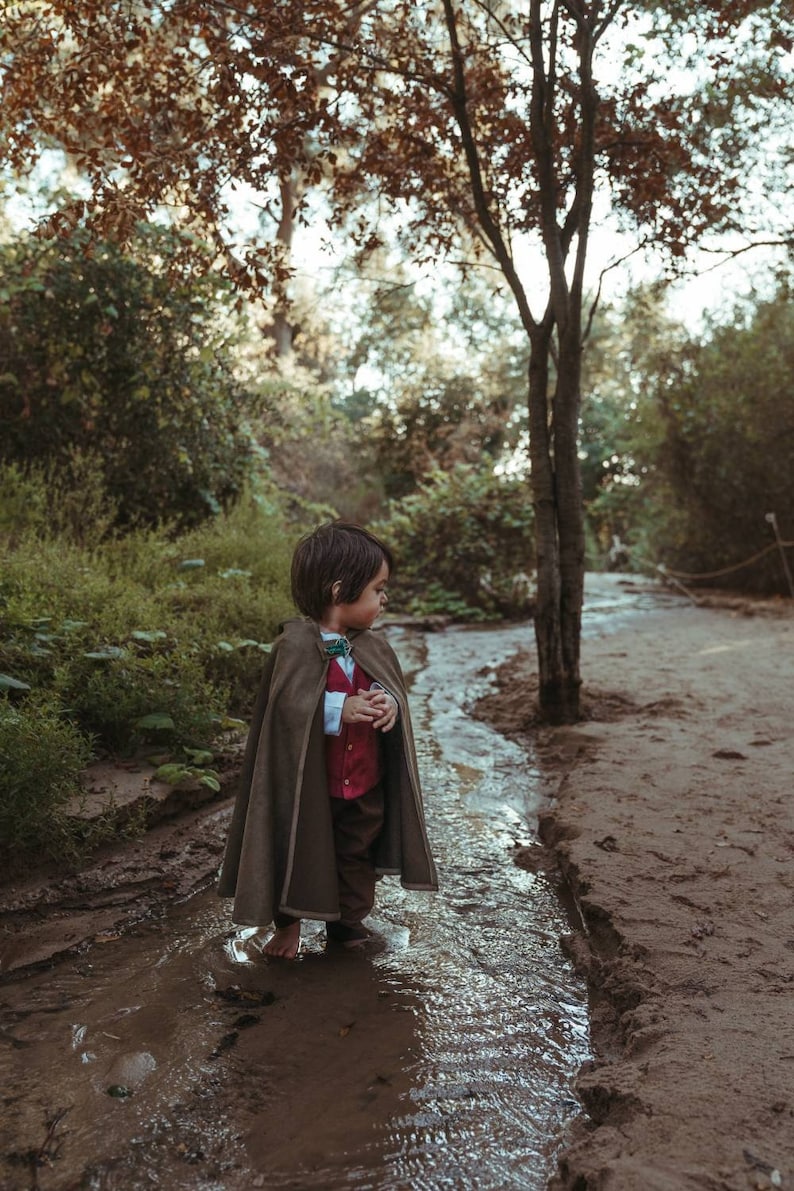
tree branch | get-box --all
[440,0,538,336]
[466,0,534,68]
[583,237,651,343]
[568,23,598,310]
[593,0,625,44]
[529,0,568,329]
[692,237,794,273]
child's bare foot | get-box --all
[262,920,301,959]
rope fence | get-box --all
[618,512,794,601]
[658,540,794,582]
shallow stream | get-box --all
[1,576,673,1190]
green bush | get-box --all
[644,288,794,593]
[53,650,223,753]
[0,469,295,863]
[0,696,92,859]
[582,283,794,593]
[376,464,535,620]
[0,224,262,529]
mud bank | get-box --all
[479,595,794,1191]
[0,736,248,976]
[0,799,235,975]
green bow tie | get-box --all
[325,636,352,659]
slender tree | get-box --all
[2,1,790,719]
[322,0,791,719]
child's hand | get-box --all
[361,687,398,733]
[341,692,382,725]
[341,689,398,732]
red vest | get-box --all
[325,660,383,799]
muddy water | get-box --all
[1,577,664,1191]
[364,625,589,1190]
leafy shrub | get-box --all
[0,696,92,860]
[53,649,223,752]
[650,291,794,592]
[376,464,535,620]
[0,224,262,529]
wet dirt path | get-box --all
[1,582,660,1190]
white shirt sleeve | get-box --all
[324,690,346,736]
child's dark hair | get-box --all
[291,521,393,621]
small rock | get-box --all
[691,921,715,940]
[231,1013,261,1030]
[105,1051,156,1088]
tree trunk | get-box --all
[528,324,584,723]
[553,320,586,720]
[264,174,300,359]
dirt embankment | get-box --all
[477,594,794,1191]
[0,774,238,976]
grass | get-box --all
[0,468,295,863]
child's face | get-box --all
[333,560,390,631]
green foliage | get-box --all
[342,274,527,502]
[376,464,534,620]
[55,649,221,753]
[577,287,677,566]
[0,224,263,529]
[644,285,794,592]
[0,696,92,860]
[153,759,221,792]
[581,282,794,594]
[0,468,294,858]
[252,372,373,521]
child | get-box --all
[218,521,438,957]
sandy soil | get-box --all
[476,591,794,1191]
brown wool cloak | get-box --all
[217,618,438,927]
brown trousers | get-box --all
[274,782,384,929]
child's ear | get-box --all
[331,580,342,603]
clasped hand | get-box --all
[342,687,398,732]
